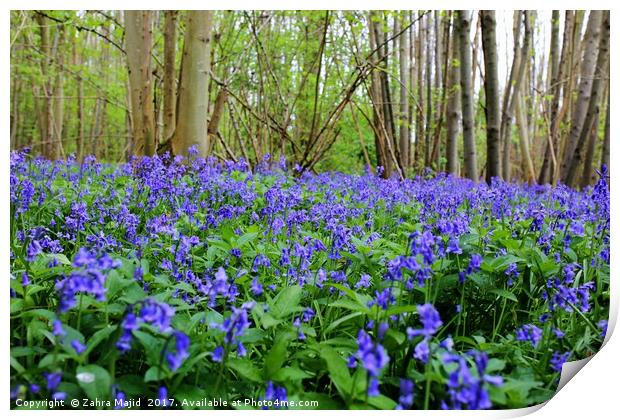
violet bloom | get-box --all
[262,381,288,410]
[515,324,543,348]
[71,340,87,355]
[441,351,503,410]
[354,329,390,396]
[396,379,414,409]
[407,304,443,339]
[165,331,190,371]
[550,351,571,372]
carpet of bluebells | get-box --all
[10,149,610,410]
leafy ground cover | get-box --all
[10,150,610,409]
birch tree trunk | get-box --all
[398,11,410,169]
[600,87,610,174]
[172,11,214,157]
[125,10,155,156]
[501,11,530,181]
[564,10,608,187]
[163,11,178,146]
[445,13,460,176]
[516,88,536,183]
[456,10,478,181]
[538,10,561,184]
[480,11,501,183]
[560,10,603,183]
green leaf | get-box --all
[76,365,112,400]
[272,366,313,382]
[490,289,518,302]
[263,331,293,378]
[271,285,303,318]
[144,366,166,382]
[318,344,352,401]
[85,325,117,356]
[228,358,263,383]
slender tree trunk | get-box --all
[72,36,85,162]
[501,11,530,181]
[480,11,501,183]
[368,12,390,176]
[172,11,214,157]
[35,13,52,158]
[456,10,478,181]
[424,13,433,168]
[445,13,460,176]
[580,106,600,188]
[538,10,561,184]
[10,78,20,149]
[516,88,536,183]
[560,10,603,183]
[564,10,608,187]
[125,10,155,156]
[601,87,610,174]
[398,11,410,169]
[414,12,425,169]
[162,11,178,147]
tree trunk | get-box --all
[35,13,52,158]
[398,11,410,169]
[564,10,608,187]
[516,88,536,183]
[580,106,600,189]
[368,12,390,176]
[480,11,501,183]
[125,10,155,156]
[560,10,603,184]
[163,11,178,146]
[445,13,460,176]
[601,87,610,174]
[538,10,561,184]
[456,10,478,181]
[414,11,425,169]
[500,11,530,181]
[424,13,433,168]
[172,11,214,157]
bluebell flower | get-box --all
[250,277,263,296]
[355,273,371,289]
[355,329,389,393]
[550,351,571,372]
[515,324,543,348]
[165,332,190,371]
[598,319,608,338]
[71,340,87,355]
[407,303,443,339]
[262,381,287,409]
[212,345,224,362]
[396,379,414,409]
[43,372,62,391]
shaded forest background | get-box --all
[9,10,610,188]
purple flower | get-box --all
[396,379,414,409]
[441,351,503,409]
[598,319,608,338]
[52,319,65,337]
[43,372,62,391]
[212,345,224,362]
[250,277,263,296]
[355,330,389,379]
[550,351,571,372]
[355,273,371,289]
[262,381,287,409]
[71,340,87,355]
[407,303,443,339]
[515,324,543,348]
[165,332,190,371]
